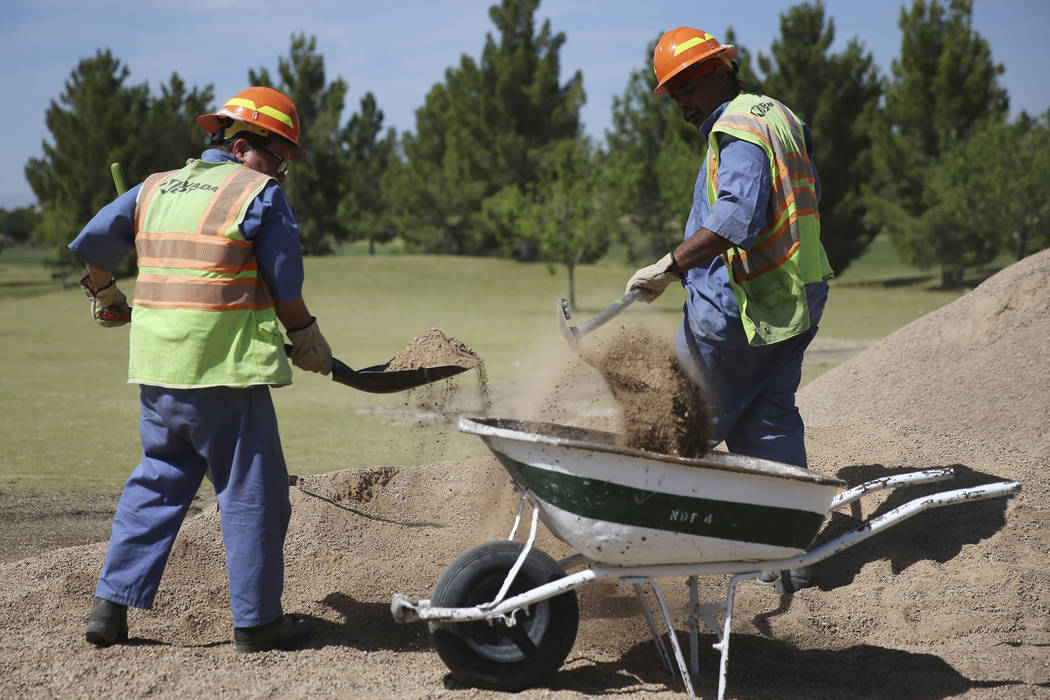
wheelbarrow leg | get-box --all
[709,573,760,700]
[626,577,696,700]
[687,576,700,676]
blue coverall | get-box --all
[69,150,305,626]
[675,103,829,468]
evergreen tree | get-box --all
[867,0,1008,286]
[145,74,214,175]
[338,93,398,254]
[604,35,704,262]
[755,1,883,275]
[251,33,350,254]
[25,49,151,263]
[387,0,584,256]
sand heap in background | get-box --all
[1,252,1048,697]
[800,250,1050,461]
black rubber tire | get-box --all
[428,541,579,691]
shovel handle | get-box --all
[574,287,647,337]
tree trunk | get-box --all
[568,263,576,312]
[940,267,964,288]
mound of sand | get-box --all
[1,252,1048,698]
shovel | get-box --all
[557,287,646,349]
[284,345,470,394]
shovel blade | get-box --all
[556,298,580,348]
[284,344,470,394]
[331,357,469,394]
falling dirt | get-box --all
[2,252,1049,698]
[581,322,712,458]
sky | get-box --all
[3,0,1049,209]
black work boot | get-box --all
[86,596,129,646]
[234,614,314,654]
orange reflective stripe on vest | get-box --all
[133,163,273,311]
[134,273,272,311]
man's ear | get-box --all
[231,138,251,164]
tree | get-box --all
[920,111,1050,273]
[338,93,398,254]
[25,50,151,265]
[867,0,1008,286]
[25,51,216,281]
[387,0,584,256]
[144,74,214,175]
[515,138,616,308]
[754,1,883,275]
[0,207,41,244]
[251,33,350,254]
[604,36,705,262]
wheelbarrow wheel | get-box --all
[428,540,579,691]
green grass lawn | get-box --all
[0,241,981,493]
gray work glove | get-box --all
[286,318,332,375]
[80,275,131,327]
[625,253,682,303]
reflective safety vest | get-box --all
[706,93,834,346]
[128,159,292,387]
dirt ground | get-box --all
[3,251,1049,699]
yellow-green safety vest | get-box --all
[128,159,292,387]
[706,93,834,346]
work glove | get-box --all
[625,253,682,303]
[286,318,332,375]
[80,275,131,327]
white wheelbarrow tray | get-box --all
[392,416,1021,700]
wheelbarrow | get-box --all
[391,416,1021,699]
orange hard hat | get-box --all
[197,86,307,160]
[652,27,737,96]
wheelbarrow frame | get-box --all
[392,467,1020,699]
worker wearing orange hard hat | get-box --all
[70,86,329,652]
[625,27,833,593]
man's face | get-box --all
[668,64,730,129]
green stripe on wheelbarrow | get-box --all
[494,454,825,551]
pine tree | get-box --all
[867,0,1008,286]
[755,1,883,275]
[338,93,398,254]
[144,74,214,176]
[251,33,350,254]
[25,49,151,263]
[387,0,584,256]
[604,35,705,262]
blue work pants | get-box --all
[676,282,827,468]
[95,384,291,627]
